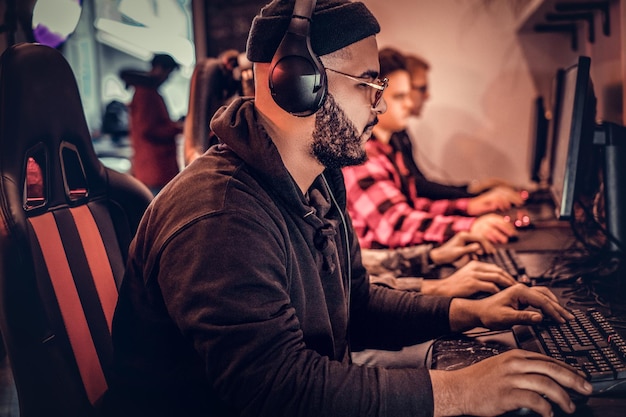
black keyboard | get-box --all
[478,248,532,285]
[514,308,626,394]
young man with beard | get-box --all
[103,1,591,417]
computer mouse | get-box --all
[514,209,533,230]
[501,391,589,417]
[507,234,519,243]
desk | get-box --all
[431,220,626,417]
[505,197,575,252]
[508,221,575,252]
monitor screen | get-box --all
[544,68,565,186]
[528,96,549,184]
[549,56,596,220]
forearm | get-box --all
[370,274,424,291]
[350,285,453,349]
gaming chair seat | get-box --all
[0,43,153,417]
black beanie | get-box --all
[246,0,380,63]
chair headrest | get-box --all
[0,43,107,215]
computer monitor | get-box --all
[550,56,626,254]
[549,56,597,221]
[528,96,549,184]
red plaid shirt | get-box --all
[343,136,475,248]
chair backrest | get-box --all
[183,57,214,165]
[0,43,153,417]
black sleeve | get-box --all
[414,172,475,200]
[391,130,476,200]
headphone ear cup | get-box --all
[269,31,327,116]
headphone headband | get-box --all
[290,0,315,35]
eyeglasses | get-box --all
[326,68,388,108]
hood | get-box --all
[209,97,347,225]
[210,97,308,213]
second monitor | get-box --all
[550,55,626,255]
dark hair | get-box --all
[378,47,407,78]
[151,54,180,71]
[219,49,240,68]
[405,54,430,73]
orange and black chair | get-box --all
[0,43,153,417]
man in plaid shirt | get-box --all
[343,48,518,248]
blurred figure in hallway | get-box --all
[121,53,183,196]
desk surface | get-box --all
[508,221,576,252]
[432,219,626,417]
[505,196,575,252]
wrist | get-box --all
[422,279,454,297]
[428,244,446,265]
[465,198,479,216]
[430,370,465,417]
[449,298,482,332]
[427,248,438,266]
[467,179,480,194]
[420,279,436,295]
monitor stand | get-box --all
[594,122,626,256]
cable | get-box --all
[570,180,624,255]
[321,174,351,315]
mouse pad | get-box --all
[429,334,512,370]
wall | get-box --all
[62,0,194,136]
[2,0,622,178]
[363,0,623,190]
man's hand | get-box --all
[466,177,516,194]
[428,231,494,265]
[421,260,516,297]
[467,186,525,215]
[491,185,526,206]
[469,213,517,244]
[430,349,593,417]
[449,284,574,332]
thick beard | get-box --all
[311,94,368,169]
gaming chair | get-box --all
[0,43,153,416]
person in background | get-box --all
[342,47,519,248]
[183,49,245,165]
[101,99,129,146]
[362,231,516,297]
[103,1,591,417]
[349,51,520,369]
[403,50,522,199]
[121,53,183,196]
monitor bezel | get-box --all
[550,56,594,221]
[528,96,549,184]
